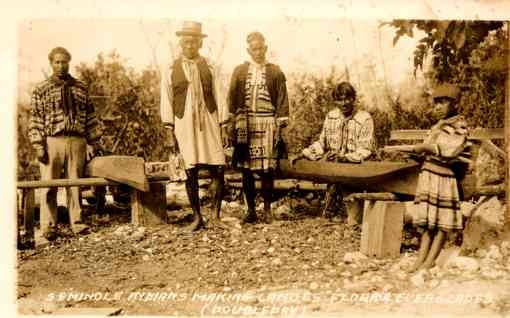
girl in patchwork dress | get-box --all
[409,83,471,272]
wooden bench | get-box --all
[17,157,171,246]
[359,127,506,258]
[17,178,168,237]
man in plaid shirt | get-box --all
[29,47,101,240]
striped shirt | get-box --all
[302,108,374,163]
[422,115,471,176]
[29,76,101,151]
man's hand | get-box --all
[166,126,177,151]
[221,122,234,148]
[87,144,98,161]
[413,143,436,155]
[326,151,337,161]
[344,153,362,163]
[36,148,48,164]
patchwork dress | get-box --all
[413,115,471,231]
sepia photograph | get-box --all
[9,1,510,317]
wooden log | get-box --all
[145,161,240,181]
[360,200,404,258]
[344,192,398,202]
[131,182,167,226]
[17,178,115,189]
[476,183,506,196]
[382,145,415,153]
[226,179,328,191]
[390,128,504,141]
[22,189,35,238]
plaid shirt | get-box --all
[29,77,101,151]
[302,108,374,163]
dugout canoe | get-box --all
[278,159,491,199]
[85,155,150,192]
[278,159,419,183]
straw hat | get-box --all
[175,21,207,38]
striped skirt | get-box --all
[234,113,277,171]
[413,170,463,231]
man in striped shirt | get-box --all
[295,82,374,223]
[228,32,289,224]
[29,47,101,240]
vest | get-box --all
[229,62,281,114]
[171,57,217,119]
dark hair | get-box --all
[48,47,72,62]
[246,31,265,44]
[332,82,356,100]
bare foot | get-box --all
[242,211,258,224]
[420,260,435,270]
[407,260,424,273]
[186,215,204,232]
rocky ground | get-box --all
[16,190,510,317]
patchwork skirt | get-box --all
[234,112,277,172]
[413,169,463,231]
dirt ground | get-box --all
[16,198,510,317]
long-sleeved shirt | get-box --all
[160,57,229,127]
[302,108,374,163]
[28,76,101,151]
[421,115,471,176]
[160,56,227,168]
[228,61,289,121]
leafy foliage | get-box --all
[385,20,504,82]
[17,22,507,179]
[75,51,170,161]
[385,20,507,130]
[285,67,399,158]
[285,69,344,154]
[17,104,40,180]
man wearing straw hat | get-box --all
[160,21,229,231]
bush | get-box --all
[75,51,170,161]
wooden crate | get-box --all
[360,200,405,258]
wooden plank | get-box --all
[130,183,167,226]
[344,192,398,201]
[17,178,115,189]
[23,189,35,239]
[480,140,506,159]
[345,199,363,226]
[131,188,142,226]
[360,200,374,254]
[390,128,504,141]
[85,156,149,192]
[383,202,405,257]
[360,201,404,258]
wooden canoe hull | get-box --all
[278,159,420,194]
[277,159,480,198]
[85,156,150,192]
